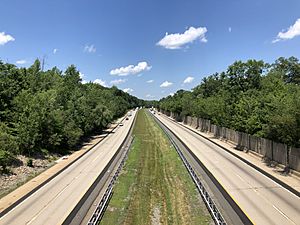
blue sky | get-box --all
[1,0,300,100]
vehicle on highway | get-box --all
[119,123,124,126]
[126,117,129,120]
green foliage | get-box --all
[159,57,300,147]
[0,150,14,173]
[272,57,300,84]
[0,59,142,160]
[0,122,19,154]
[27,158,33,167]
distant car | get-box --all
[126,117,129,120]
[119,123,124,126]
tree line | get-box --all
[159,57,300,147]
[0,60,143,170]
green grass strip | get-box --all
[101,110,212,225]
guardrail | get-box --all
[87,136,134,225]
[151,112,226,225]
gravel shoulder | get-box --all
[0,154,57,199]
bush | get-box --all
[27,158,33,167]
[0,123,19,154]
[0,150,14,173]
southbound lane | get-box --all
[0,111,136,225]
[156,113,300,225]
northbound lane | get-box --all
[0,111,136,225]
[155,113,300,225]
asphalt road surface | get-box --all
[155,113,300,225]
[0,111,136,225]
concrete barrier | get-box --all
[186,116,192,126]
[261,138,273,159]
[211,124,217,136]
[190,117,198,128]
[227,128,238,143]
[249,135,260,153]
[183,116,187,125]
[160,111,300,172]
[273,142,288,166]
[289,147,300,171]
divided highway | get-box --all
[155,113,300,225]
[0,111,136,225]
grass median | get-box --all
[101,109,213,225]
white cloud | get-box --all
[110,78,126,85]
[123,88,133,93]
[169,92,174,96]
[146,94,155,98]
[79,72,84,79]
[94,79,107,87]
[160,81,173,88]
[273,18,300,43]
[53,48,58,54]
[147,79,154,83]
[183,76,194,84]
[0,32,15,45]
[157,26,207,49]
[84,44,96,53]
[79,72,88,84]
[228,27,232,32]
[16,59,27,65]
[110,61,151,76]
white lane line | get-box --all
[166,114,300,200]
[2,113,136,224]
[158,115,298,225]
[1,127,119,222]
[26,176,77,225]
[272,204,296,225]
[24,135,124,225]
[235,169,296,224]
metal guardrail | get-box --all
[87,136,134,225]
[153,113,226,225]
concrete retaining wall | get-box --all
[191,117,198,128]
[164,111,300,172]
[273,142,288,166]
[290,147,300,171]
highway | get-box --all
[0,111,136,225]
[155,113,300,225]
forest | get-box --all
[0,60,143,170]
[1,57,300,171]
[159,57,300,148]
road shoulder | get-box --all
[164,115,300,194]
[0,116,125,214]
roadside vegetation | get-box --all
[0,60,143,173]
[101,110,212,225]
[159,57,300,147]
